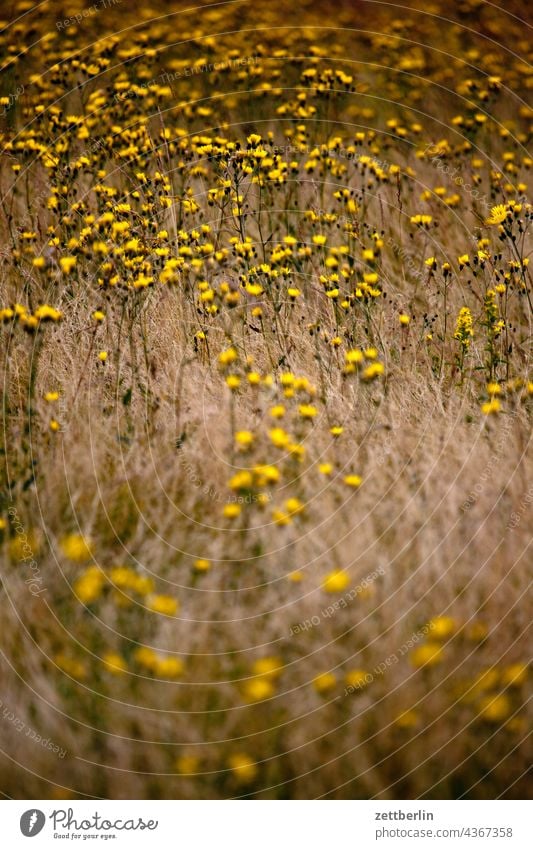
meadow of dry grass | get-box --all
[0,0,531,800]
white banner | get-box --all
[2,800,530,848]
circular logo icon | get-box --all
[20,810,46,837]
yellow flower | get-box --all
[481,398,501,415]
[285,497,304,515]
[243,677,275,702]
[133,646,158,670]
[485,204,508,225]
[410,214,432,226]
[251,657,283,678]
[318,462,333,475]
[49,419,60,432]
[394,710,418,728]
[345,669,370,689]
[298,403,317,419]
[73,566,104,604]
[130,574,155,596]
[21,315,38,331]
[229,470,253,490]
[223,503,241,519]
[345,349,363,364]
[411,642,443,668]
[269,404,286,418]
[313,672,337,694]
[330,426,343,437]
[102,651,127,675]
[109,566,134,589]
[343,474,362,488]
[55,653,87,679]
[59,256,77,274]
[253,464,279,485]
[479,694,511,723]
[235,430,254,448]
[98,351,108,362]
[288,442,305,461]
[9,530,40,561]
[200,288,215,303]
[471,668,500,695]
[322,569,350,593]
[228,753,258,783]
[44,391,59,402]
[194,558,211,572]
[35,305,62,321]
[175,755,200,775]
[218,347,238,366]
[501,663,528,687]
[287,570,304,582]
[154,656,184,678]
[60,533,92,562]
[147,594,179,616]
[399,313,410,325]
[92,310,105,322]
[225,374,240,390]
[269,427,290,448]
[454,307,474,348]
[428,616,456,639]
[362,363,384,380]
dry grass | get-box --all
[0,0,531,800]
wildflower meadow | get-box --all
[0,0,531,801]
